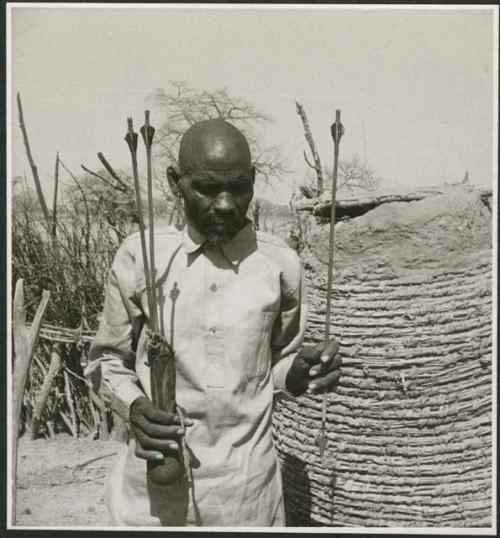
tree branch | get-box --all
[17,93,51,226]
[51,152,59,237]
[295,101,323,194]
[81,165,126,193]
[96,152,130,192]
[303,149,318,171]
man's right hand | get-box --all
[129,396,192,461]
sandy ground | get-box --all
[15,435,123,527]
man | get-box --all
[86,119,341,526]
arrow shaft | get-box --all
[126,122,154,327]
[319,110,343,457]
[324,110,342,343]
[146,146,158,333]
[144,112,158,333]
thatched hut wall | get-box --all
[273,187,493,527]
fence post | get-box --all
[31,342,63,439]
[89,387,109,441]
[11,279,50,524]
[63,369,78,438]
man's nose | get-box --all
[213,192,236,213]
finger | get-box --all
[309,355,334,376]
[308,369,342,392]
[135,416,185,440]
[320,339,340,364]
[145,407,194,428]
[135,429,180,453]
[135,445,179,461]
[135,444,165,462]
[133,413,186,438]
[142,406,183,426]
[308,347,342,376]
[308,364,321,377]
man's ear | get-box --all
[167,165,181,195]
[251,165,256,185]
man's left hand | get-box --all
[285,339,341,396]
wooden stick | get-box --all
[59,410,75,436]
[294,188,493,217]
[317,110,343,460]
[80,165,120,191]
[30,343,63,439]
[141,110,158,332]
[63,369,77,438]
[89,386,108,441]
[88,390,101,438]
[51,152,59,237]
[97,151,131,192]
[11,280,50,523]
[324,110,343,342]
[296,101,324,194]
[125,118,155,328]
[134,112,182,484]
[16,93,51,227]
[27,300,51,363]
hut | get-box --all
[273,184,493,527]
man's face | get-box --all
[179,165,254,247]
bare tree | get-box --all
[336,155,381,193]
[296,102,381,197]
[76,165,137,241]
[149,81,287,190]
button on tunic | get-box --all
[86,222,307,527]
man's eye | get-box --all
[197,185,218,196]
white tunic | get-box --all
[86,222,307,526]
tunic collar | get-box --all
[182,220,257,266]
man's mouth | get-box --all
[194,212,246,247]
[202,214,241,232]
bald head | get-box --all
[167,119,255,244]
[178,119,251,174]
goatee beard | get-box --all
[193,214,248,249]
[203,230,236,248]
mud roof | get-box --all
[293,183,492,221]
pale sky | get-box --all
[9,5,497,204]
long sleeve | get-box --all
[85,239,146,422]
[93,224,303,525]
[270,258,308,398]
